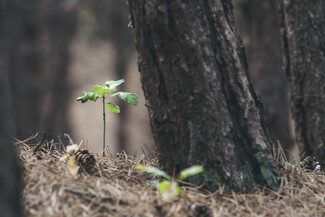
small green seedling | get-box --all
[76,79,138,157]
[135,165,204,202]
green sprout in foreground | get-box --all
[76,79,138,157]
[135,165,204,202]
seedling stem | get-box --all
[102,96,106,157]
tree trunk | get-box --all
[279,1,325,165]
[128,0,279,192]
[0,5,23,215]
[2,0,76,139]
[235,0,293,154]
[0,75,23,217]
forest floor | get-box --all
[17,135,325,217]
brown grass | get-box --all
[16,135,325,217]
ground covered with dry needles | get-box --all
[16,135,325,217]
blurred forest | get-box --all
[1,0,153,154]
[1,0,293,155]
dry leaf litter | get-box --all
[15,134,325,217]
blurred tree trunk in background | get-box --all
[91,0,134,153]
[234,0,293,154]
[279,1,325,165]
[0,73,23,217]
[0,5,23,216]
[2,0,76,139]
[129,0,279,192]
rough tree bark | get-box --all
[2,0,76,139]
[279,1,325,165]
[128,0,279,192]
[235,0,293,153]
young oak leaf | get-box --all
[76,91,101,103]
[110,92,138,105]
[135,165,171,180]
[93,85,116,96]
[178,165,204,180]
[105,102,120,113]
[103,79,125,89]
[76,79,137,157]
[135,164,204,202]
[157,180,180,202]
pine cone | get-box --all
[300,156,321,171]
[75,150,97,174]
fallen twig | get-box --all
[33,133,46,152]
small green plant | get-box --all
[135,165,204,202]
[76,79,138,157]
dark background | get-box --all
[0,0,293,155]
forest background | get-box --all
[3,0,325,216]
[0,0,294,156]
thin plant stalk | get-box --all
[102,96,106,157]
[76,79,138,158]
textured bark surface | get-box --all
[2,1,76,139]
[279,1,325,165]
[129,0,279,192]
[235,0,293,153]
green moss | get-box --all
[186,121,223,189]
[188,169,222,190]
[188,95,194,103]
[241,163,257,191]
[187,121,194,144]
[255,152,279,188]
[187,121,203,164]
[204,172,222,189]
[242,164,254,183]
[187,173,201,185]
[187,121,202,146]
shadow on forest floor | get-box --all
[16,135,325,217]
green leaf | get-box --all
[110,92,138,105]
[105,102,120,113]
[178,165,204,180]
[157,180,180,202]
[157,181,172,193]
[103,79,125,89]
[135,165,171,180]
[76,91,101,103]
[93,85,117,96]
